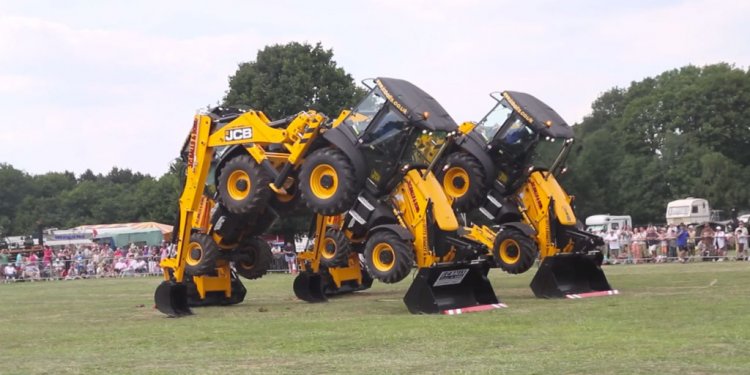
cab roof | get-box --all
[502,91,573,138]
[376,77,457,132]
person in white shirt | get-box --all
[605,230,621,263]
[714,226,727,260]
[114,258,127,274]
[735,224,748,260]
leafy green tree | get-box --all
[566,63,750,224]
[224,41,366,119]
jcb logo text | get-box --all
[225,128,253,141]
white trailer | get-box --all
[585,215,632,234]
[666,197,710,225]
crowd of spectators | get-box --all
[2,224,747,282]
[594,222,749,264]
[0,243,168,282]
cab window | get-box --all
[344,87,387,137]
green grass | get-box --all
[1,262,749,375]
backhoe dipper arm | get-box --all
[160,115,215,283]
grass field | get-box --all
[1,262,749,374]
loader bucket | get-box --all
[403,262,499,314]
[530,253,613,298]
[293,272,328,303]
[154,281,193,317]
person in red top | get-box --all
[42,246,53,267]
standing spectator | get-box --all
[631,228,644,263]
[284,242,297,274]
[657,228,669,263]
[667,227,678,260]
[61,248,72,277]
[676,224,689,263]
[735,224,748,261]
[687,225,697,256]
[0,249,9,277]
[714,226,727,261]
[646,226,659,258]
[43,246,53,268]
[604,230,620,264]
[619,226,632,263]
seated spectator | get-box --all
[65,266,79,280]
[24,255,40,280]
[114,258,127,274]
[4,263,17,281]
[24,265,40,280]
[134,258,147,274]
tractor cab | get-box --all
[473,91,574,192]
[337,77,457,195]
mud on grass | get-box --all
[1,262,749,374]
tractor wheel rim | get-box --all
[443,167,470,198]
[500,239,521,264]
[372,243,395,272]
[322,238,337,259]
[227,170,251,201]
[310,164,338,200]
[186,242,202,266]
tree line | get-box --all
[0,165,181,236]
[564,63,750,224]
[1,41,748,236]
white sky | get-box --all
[1,0,748,177]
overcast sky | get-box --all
[1,0,748,177]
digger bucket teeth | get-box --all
[293,272,328,303]
[530,252,613,298]
[154,281,193,317]
[403,262,498,314]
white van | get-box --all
[666,198,710,225]
[585,215,632,234]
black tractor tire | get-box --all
[232,236,273,280]
[184,233,221,276]
[493,228,538,274]
[298,147,359,216]
[217,154,272,215]
[437,152,487,212]
[364,231,414,284]
[320,228,351,268]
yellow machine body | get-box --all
[390,169,460,268]
[156,109,332,316]
[517,171,577,259]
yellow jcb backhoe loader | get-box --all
[435,91,613,298]
[155,106,357,316]
[292,78,500,314]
